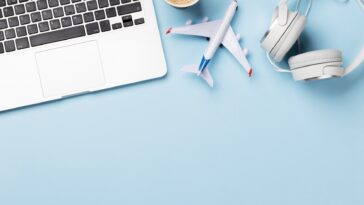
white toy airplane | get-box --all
[166,0,253,87]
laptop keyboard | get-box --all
[0,0,144,54]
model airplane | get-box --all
[166,0,253,87]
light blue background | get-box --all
[1,0,364,204]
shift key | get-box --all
[117,2,141,16]
[30,25,86,47]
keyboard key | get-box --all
[72,14,83,25]
[83,12,94,22]
[105,7,116,17]
[0,19,8,29]
[42,9,53,20]
[0,31,4,41]
[37,0,48,10]
[122,14,132,27]
[27,24,38,34]
[71,0,80,3]
[76,2,86,13]
[50,19,61,29]
[31,12,42,22]
[123,20,133,27]
[38,21,49,32]
[0,42,4,54]
[85,22,99,35]
[61,16,72,27]
[5,28,15,39]
[111,22,121,30]
[26,2,36,12]
[94,10,105,20]
[86,0,97,10]
[16,26,27,37]
[109,0,119,6]
[8,17,19,27]
[7,0,17,5]
[19,14,31,25]
[120,0,130,4]
[29,25,86,47]
[0,0,5,7]
[48,0,59,7]
[53,7,64,17]
[3,7,15,17]
[64,5,75,15]
[0,10,2,18]
[99,20,110,32]
[59,0,69,5]
[15,37,29,49]
[117,2,141,16]
[14,4,26,15]
[134,17,144,25]
[4,40,15,52]
[19,0,28,2]
[98,0,108,8]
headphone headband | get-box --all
[345,46,364,75]
[278,0,289,25]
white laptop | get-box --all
[0,0,167,111]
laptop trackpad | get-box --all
[36,41,105,98]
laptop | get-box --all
[0,0,167,111]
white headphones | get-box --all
[261,0,364,81]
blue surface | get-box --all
[1,0,364,204]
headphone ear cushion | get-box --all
[272,14,306,62]
[288,49,343,69]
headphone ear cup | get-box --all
[271,14,306,62]
[288,49,344,81]
[289,50,343,69]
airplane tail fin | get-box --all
[181,65,214,87]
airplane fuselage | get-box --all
[198,0,239,74]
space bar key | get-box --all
[30,26,86,47]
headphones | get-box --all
[261,0,364,81]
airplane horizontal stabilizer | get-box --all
[181,65,214,87]
[200,68,214,87]
[181,65,200,74]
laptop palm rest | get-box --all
[35,41,105,98]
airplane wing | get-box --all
[222,27,253,76]
[166,20,222,38]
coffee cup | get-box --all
[164,0,199,8]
